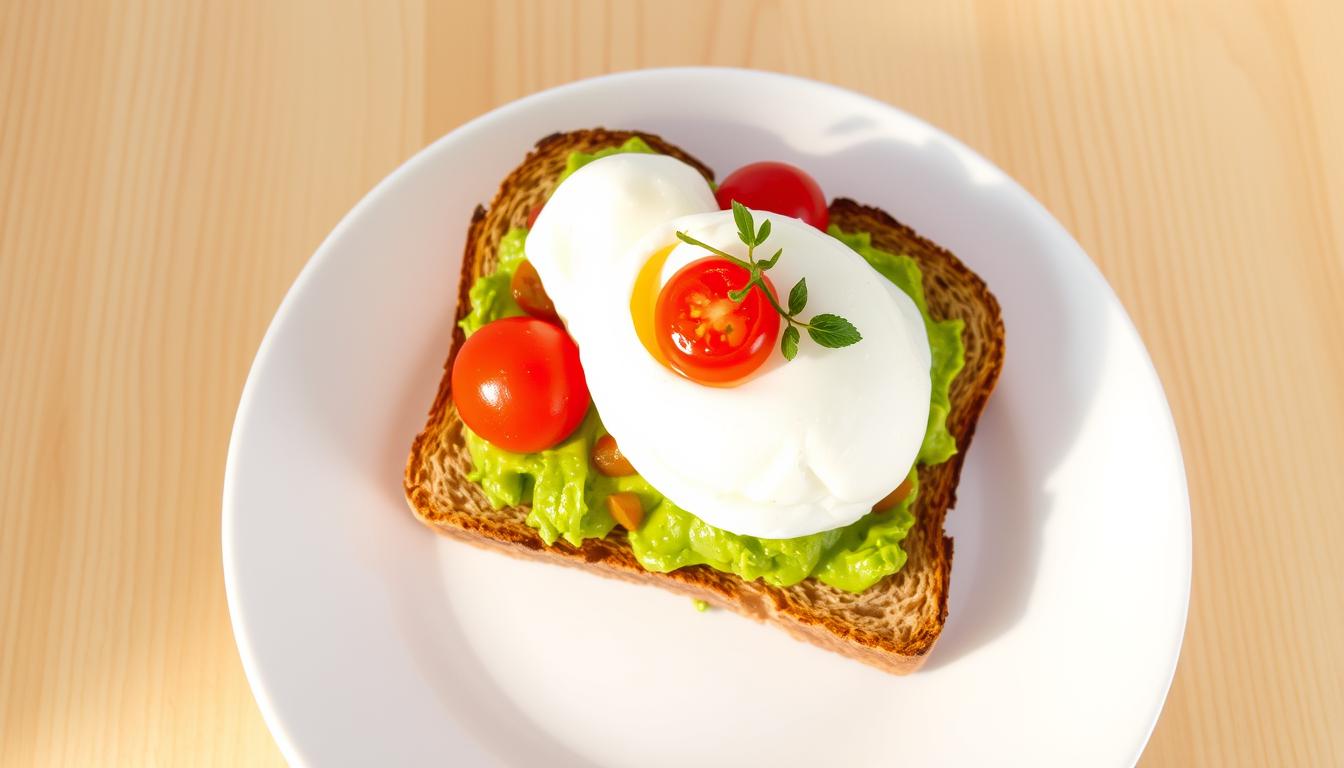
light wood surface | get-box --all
[2,1,1341,765]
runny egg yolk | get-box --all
[630,243,676,365]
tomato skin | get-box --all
[714,162,829,231]
[655,257,780,384]
[510,259,558,321]
[451,317,590,452]
[526,203,544,230]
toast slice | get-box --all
[404,129,1005,674]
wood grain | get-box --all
[2,1,1341,765]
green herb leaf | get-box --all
[807,314,862,348]
[788,277,808,316]
[755,219,771,246]
[675,231,748,267]
[731,201,755,246]
[759,248,783,270]
[781,326,800,360]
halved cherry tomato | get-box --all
[510,260,558,321]
[526,203,544,229]
[655,257,780,384]
[715,161,829,231]
[451,317,589,452]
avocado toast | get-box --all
[404,129,1004,674]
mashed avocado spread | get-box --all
[459,142,965,593]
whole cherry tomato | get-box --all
[655,257,780,384]
[714,161,829,231]
[451,317,589,452]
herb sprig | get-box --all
[675,201,861,360]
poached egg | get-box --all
[526,153,931,539]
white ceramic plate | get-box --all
[224,68,1190,767]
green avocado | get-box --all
[456,145,965,593]
[560,136,656,182]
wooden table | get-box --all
[3,2,1341,765]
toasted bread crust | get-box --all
[405,129,1004,674]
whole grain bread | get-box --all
[404,129,1004,674]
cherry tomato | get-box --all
[510,260,558,321]
[872,475,914,512]
[526,203,544,229]
[591,434,636,477]
[655,257,780,384]
[606,492,644,530]
[714,161,829,231]
[451,317,589,452]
